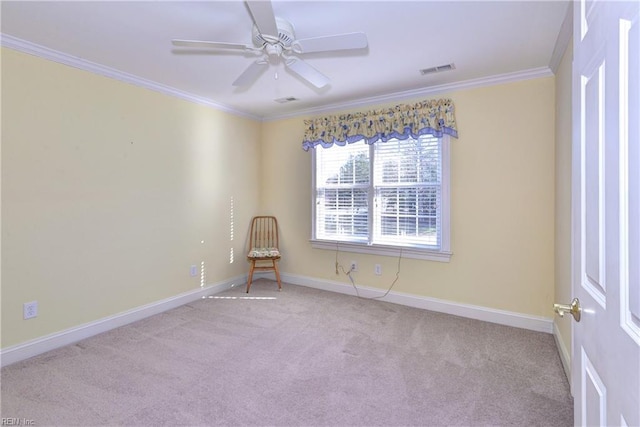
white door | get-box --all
[572,0,640,425]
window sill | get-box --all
[309,239,452,262]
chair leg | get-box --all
[246,261,255,293]
[273,260,282,291]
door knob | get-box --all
[554,298,581,322]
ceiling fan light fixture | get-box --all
[265,43,283,59]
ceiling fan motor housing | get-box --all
[252,17,295,48]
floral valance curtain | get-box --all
[302,98,458,151]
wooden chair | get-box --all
[246,216,282,293]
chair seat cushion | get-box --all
[248,247,280,258]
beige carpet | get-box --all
[1,279,573,426]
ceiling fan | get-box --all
[171,0,368,89]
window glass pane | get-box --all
[419,139,441,183]
[373,135,441,248]
[317,188,368,239]
[317,143,369,185]
[417,187,439,245]
[315,143,369,241]
[376,139,419,184]
[313,135,444,250]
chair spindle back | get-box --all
[251,216,279,249]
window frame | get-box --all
[310,135,451,262]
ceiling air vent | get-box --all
[419,63,456,75]
[274,96,299,104]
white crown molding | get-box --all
[2,33,555,123]
[0,275,246,367]
[270,272,554,334]
[548,1,573,74]
[263,66,555,121]
[0,34,262,121]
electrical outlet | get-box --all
[23,301,38,320]
[374,264,382,275]
[190,265,198,277]
[350,261,358,272]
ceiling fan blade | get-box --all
[232,60,269,87]
[285,58,330,88]
[245,1,278,39]
[172,39,249,50]
[294,32,368,54]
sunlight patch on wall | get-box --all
[230,196,235,264]
[200,260,206,288]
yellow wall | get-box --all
[554,40,574,363]
[1,48,262,348]
[261,77,557,317]
[1,45,561,351]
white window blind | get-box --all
[373,136,441,248]
[313,135,448,256]
[315,143,370,242]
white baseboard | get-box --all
[2,272,556,367]
[278,272,554,334]
[553,321,572,390]
[0,275,246,367]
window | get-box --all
[312,135,451,261]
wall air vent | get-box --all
[419,63,456,75]
[274,96,299,103]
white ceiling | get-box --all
[1,1,570,120]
